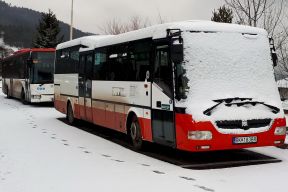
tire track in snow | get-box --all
[0,95,215,192]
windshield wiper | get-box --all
[203,97,253,116]
[225,101,280,114]
[213,97,253,103]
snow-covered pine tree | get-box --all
[33,9,63,48]
[211,6,233,23]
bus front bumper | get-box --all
[175,113,287,152]
[31,94,54,103]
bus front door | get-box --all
[79,54,93,122]
[151,44,176,147]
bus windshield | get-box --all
[31,52,54,84]
[175,31,283,122]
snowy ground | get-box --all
[0,91,288,192]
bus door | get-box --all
[151,43,176,147]
[79,53,93,122]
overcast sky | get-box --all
[4,0,225,34]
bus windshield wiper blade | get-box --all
[204,97,253,116]
[203,102,223,116]
[261,103,280,114]
[225,101,280,114]
[213,97,253,103]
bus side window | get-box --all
[79,56,85,74]
[70,50,79,73]
[154,48,173,97]
[86,54,93,79]
[93,50,107,80]
[130,40,151,82]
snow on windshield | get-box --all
[176,31,283,122]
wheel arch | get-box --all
[66,97,74,114]
[2,79,8,95]
[126,107,143,134]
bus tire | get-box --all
[130,115,143,150]
[6,86,11,99]
[67,102,75,125]
[21,89,27,105]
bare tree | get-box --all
[99,18,128,35]
[276,21,288,78]
[129,16,150,31]
[225,0,284,29]
[100,16,151,35]
[156,8,166,24]
[225,0,288,79]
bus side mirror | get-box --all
[272,52,278,67]
[269,37,278,67]
[171,44,184,64]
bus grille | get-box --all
[216,119,272,130]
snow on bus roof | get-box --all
[57,20,267,52]
[87,20,267,51]
[56,35,113,50]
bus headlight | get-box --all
[188,131,212,140]
[274,127,287,135]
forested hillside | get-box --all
[0,1,93,47]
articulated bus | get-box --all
[1,48,55,103]
[55,21,286,152]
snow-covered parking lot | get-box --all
[0,90,288,192]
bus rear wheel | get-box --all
[130,116,143,150]
[67,102,75,125]
[6,86,11,99]
[21,89,27,105]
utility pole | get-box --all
[0,31,5,60]
[0,31,4,44]
[70,0,74,40]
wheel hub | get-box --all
[131,123,137,140]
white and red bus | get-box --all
[54,21,286,152]
[1,48,55,103]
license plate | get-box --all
[233,136,257,144]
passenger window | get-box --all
[86,54,93,79]
[70,50,79,62]
[95,53,106,65]
[154,48,173,98]
[93,50,107,80]
[79,56,85,74]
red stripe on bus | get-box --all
[54,99,66,114]
[92,107,106,127]
[138,117,153,142]
[74,104,80,119]
[86,107,93,123]
[56,99,153,142]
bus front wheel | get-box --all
[67,102,75,125]
[21,89,27,105]
[130,116,143,150]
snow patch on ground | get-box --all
[0,90,288,192]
